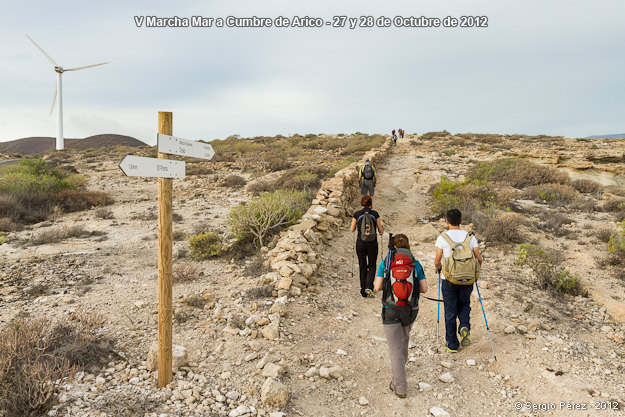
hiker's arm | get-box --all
[376,218,384,234]
[434,248,443,273]
[473,247,483,266]
[374,275,383,292]
[419,279,428,293]
[350,218,357,233]
[373,261,384,292]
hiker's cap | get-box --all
[364,157,370,163]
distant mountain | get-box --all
[585,133,625,139]
[0,134,148,155]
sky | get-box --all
[1,0,624,145]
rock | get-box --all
[504,325,516,334]
[466,359,476,366]
[245,352,258,362]
[439,372,455,383]
[303,229,320,245]
[261,378,289,408]
[601,326,612,333]
[226,391,240,401]
[262,362,285,378]
[419,382,433,391]
[517,325,528,334]
[304,366,318,377]
[440,361,453,368]
[134,300,148,308]
[262,323,280,340]
[358,396,369,406]
[269,302,287,316]
[291,219,317,232]
[430,406,450,417]
[336,349,348,356]
[95,376,105,388]
[276,278,292,290]
[319,366,330,379]
[328,365,342,379]
[269,413,286,417]
[146,342,188,371]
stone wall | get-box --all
[263,137,394,297]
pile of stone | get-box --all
[262,139,393,298]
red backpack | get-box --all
[383,248,417,308]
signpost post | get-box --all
[118,112,214,388]
[157,112,174,388]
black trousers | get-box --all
[356,242,378,292]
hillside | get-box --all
[0,133,624,416]
[0,134,147,155]
[585,133,625,140]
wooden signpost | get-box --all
[118,112,214,387]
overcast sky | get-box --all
[1,0,624,144]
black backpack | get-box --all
[362,164,374,180]
[358,211,376,242]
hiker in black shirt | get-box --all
[350,195,384,297]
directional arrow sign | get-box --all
[157,133,215,160]
[118,155,185,178]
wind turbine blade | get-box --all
[64,62,109,71]
[25,34,57,66]
[50,81,57,115]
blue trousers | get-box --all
[441,279,473,350]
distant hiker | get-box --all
[392,134,398,144]
[399,129,405,138]
[374,233,427,398]
[350,195,384,298]
[392,129,396,136]
[358,157,376,197]
[434,209,483,353]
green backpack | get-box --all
[441,232,480,285]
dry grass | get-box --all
[484,213,527,243]
[523,183,578,206]
[468,158,570,188]
[0,312,114,417]
[94,207,114,219]
[572,179,600,194]
[221,174,247,188]
[29,225,106,246]
[173,261,202,283]
[245,284,274,300]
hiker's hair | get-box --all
[445,209,462,226]
[361,195,372,207]
[394,234,410,250]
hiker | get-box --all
[374,233,427,398]
[434,208,483,353]
[392,129,396,136]
[358,157,376,197]
[392,133,398,144]
[350,195,384,297]
[399,129,404,138]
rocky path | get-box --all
[284,137,624,416]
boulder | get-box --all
[261,378,289,408]
[262,323,280,340]
[146,342,188,371]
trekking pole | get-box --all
[351,234,355,278]
[436,271,441,353]
[475,282,497,362]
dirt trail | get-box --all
[286,137,624,417]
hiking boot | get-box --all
[459,327,471,347]
[389,381,406,399]
[445,345,458,353]
[360,289,368,298]
[365,288,374,298]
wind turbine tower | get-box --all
[26,35,108,150]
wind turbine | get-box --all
[26,35,108,150]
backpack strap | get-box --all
[440,232,456,249]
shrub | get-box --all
[484,213,526,243]
[608,220,625,255]
[442,150,456,156]
[245,285,274,299]
[52,189,114,213]
[173,261,202,282]
[537,211,575,237]
[0,312,114,417]
[420,131,450,140]
[182,295,208,308]
[95,207,114,219]
[572,179,600,194]
[516,244,587,296]
[450,138,468,147]
[228,189,310,247]
[468,158,569,188]
[0,232,8,245]
[431,176,503,220]
[596,227,613,243]
[221,174,247,188]
[188,232,223,260]
[186,163,213,176]
[29,225,105,246]
[524,183,578,206]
